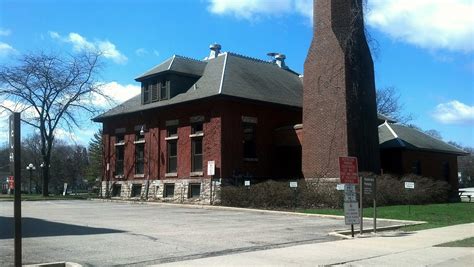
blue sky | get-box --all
[0,0,473,147]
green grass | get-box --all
[302,203,474,231]
[0,193,95,201]
[435,237,474,247]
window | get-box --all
[135,129,145,142]
[191,123,203,135]
[111,184,121,197]
[160,80,169,100]
[163,183,175,198]
[192,138,203,172]
[135,143,145,175]
[143,82,150,104]
[243,122,257,159]
[167,125,178,137]
[151,81,158,102]
[131,184,142,198]
[442,162,450,180]
[167,140,177,173]
[115,134,125,176]
[411,160,422,175]
[188,183,201,198]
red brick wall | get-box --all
[102,97,301,182]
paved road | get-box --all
[0,200,401,266]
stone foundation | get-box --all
[101,178,221,204]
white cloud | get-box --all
[208,0,298,20]
[92,81,140,108]
[135,48,148,56]
[153,50,160,57]
[49,31,128,64]
[0,42,16,57]
[366,0,474,53]
[0,28,11,36]
[432,100,474,125]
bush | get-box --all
[220,174,451,210]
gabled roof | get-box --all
[94,52,302,121]
[378,122,467,155]
[135,55,207,81]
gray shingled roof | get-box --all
[135,55,207,81]
[94,52,302,121]
[378,122,467,155]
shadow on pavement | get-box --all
[0,216,124,239]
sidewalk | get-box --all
[156,223,474,266]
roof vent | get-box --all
[267,52,288,69]
[208,43,222,59]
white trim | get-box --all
[218,53,228,94]
[168,55,176,70]
[114,142,125,146]
[190,171,203,177]
[134,174,145,178]
[189,133,204,138]
[385,122,405,147]
[165,136,178,141]
[165,172,178,178]
[133,140,146,144]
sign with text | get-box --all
[289,181,298,188]
[207,161,215,176]
[404,182,415,189]
[339,157,359,184]
[244,180,250,187]
[363,177,376,198]
[344,184,357,202]
[344,202,360,225]
[336,184,345,191]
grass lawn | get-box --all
[435,237,474,247]
[0,193,95,201]
[302,203,474,231]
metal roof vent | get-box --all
[267,52,288,69]
[208,43,222,59]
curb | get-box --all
[328,221,427,239]
[88,198,426,225]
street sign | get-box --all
[339,157,359,184]
[336,184,345,191]
[344,184,357,202]
[289,181,298,188]
[344,202,360,225]
[207,161,215,176]
[363,176,376,198]
[405,182,415,189]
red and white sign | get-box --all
[8,176,14,190]
[339,157,359,184]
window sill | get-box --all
[134,140,145,144]
[244,158,258,162]
[134,174,145,178]
[114,175,125,179]
[165,172,178,178]
[190,171,203,177]
[114,142,125,146]
[165,136,178,141]
[189,133,204,138]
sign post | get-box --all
[363,176,376,234]
[404,181,415,214]
[10,112,21,267]
[339,157,359,238]
[290,181,298,210]
[207,161,215,204]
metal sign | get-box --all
[207,161,215,176]
[344,202,360,225]
[336,184,345,191]
[344,184,357,202]
[244,180,250,187]
[363,177,376,197]
[289,181,298,188]
[339,157,359,184]
[405,182,415,189]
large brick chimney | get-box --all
[302,0,380,178]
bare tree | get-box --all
[0,51,108,196]
[376,86,413,124]
[424,129,443,140]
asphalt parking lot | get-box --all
[1,200,395,266]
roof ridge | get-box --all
[174,54,206,63]
[396,123,466,152]
[226,52,273,65]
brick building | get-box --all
[94,0,466,203]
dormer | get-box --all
[135,55,207,105]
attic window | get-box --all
[160,80,169,100]
[143,82,150,104]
